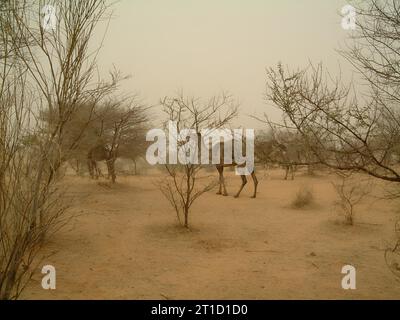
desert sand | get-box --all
[22,168,400,299]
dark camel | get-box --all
[87,145,116,183]
[212,139,258,198]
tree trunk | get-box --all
[184,208,189,228]
[133,159,137,175]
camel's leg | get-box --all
[284,165,289,180]
[251,171,258,198]
[234,174,247,198]
[216,166,223,195]
[290,165,295,180]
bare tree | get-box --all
[83,97,149,182]
[158,92,238,228]
[0,0,119,299]
[332,173,372,225]
[265,0,400,181]
[118,123,150,175]
[264,0,400,276]
[254,128,317,179]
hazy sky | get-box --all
[96,0,353,129]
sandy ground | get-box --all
[22,168,400,299]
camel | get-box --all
[201,136,258,198]
[256,139,300,180]
[215,161,258,198]
[275,143,297,180]
[87,145,116,183]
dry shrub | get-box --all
[385,220,400,279]
[158,166,217,228]
[332,173,371,226]
[291,186,314,209]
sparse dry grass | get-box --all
[290,186,314,209]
